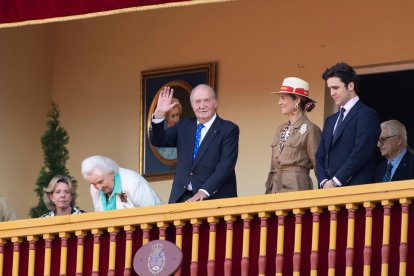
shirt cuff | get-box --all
[152,114,164,124]
[320,179,328,188]
[333,177,342,186]
[199,189,210,198]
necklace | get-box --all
[278,125,290,152]
[289,113,304,126]
[278,114,304,152]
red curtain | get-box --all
[0,0,188,24]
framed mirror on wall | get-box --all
[140,63,216,181]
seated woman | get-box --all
[41,176,86,217]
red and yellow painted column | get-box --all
[108,227,119,276]
[363,202,375,276]
[91,228,103,276]
[258,212,270,276]
[328,205,340,276]
[27,235,38,276]
[275,210,287,276]
[241,213,253,276]
[141,223,152,245]
[11,236,22,276]
[59,232,71,276]
[381,200,393,276]
[174,220,185,276]
[293,209,304,276]
[345,204,357,276]
[399,198,410,276]
[75,230,87,276]
[207,217,219,276]
[124,225,136,276]
[157,222,168,240]
[190,218,202,276]
[224,215,236,276]
[43,233,54,276]
[310,207,322,276]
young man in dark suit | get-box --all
[150,84,239,203]
[316,63,381,188]
[375,120,414,182]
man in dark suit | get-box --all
[150,84,239,203]
[375,120,414,182]
[316,63,381,188]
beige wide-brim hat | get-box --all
[272,77,316,103]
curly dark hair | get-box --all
[288,94,316,112]
[322,62,359,94]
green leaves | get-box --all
[29,102,77,218]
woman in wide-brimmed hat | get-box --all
[265,77,321,193]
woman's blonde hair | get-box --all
[43,176,77,210]
[165,98,182,124]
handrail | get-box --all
[0,180,413,276]
[1,181,413,238]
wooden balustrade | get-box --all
[0,181,414,275]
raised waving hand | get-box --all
[153,86,178,119]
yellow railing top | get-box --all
[1,180,413,239]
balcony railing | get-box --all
[0,180,413,275]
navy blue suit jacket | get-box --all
[150,115,239,203]
[316,100,380,186]
[375,151,414,182]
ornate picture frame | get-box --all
[140,63,216,181]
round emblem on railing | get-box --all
[133,239,183,276]
[148,243,165,273]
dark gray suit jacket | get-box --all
[150,115,239,203]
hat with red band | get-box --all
[272,77,316,103]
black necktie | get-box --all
[334,107,346,137]
[382,162,393,182]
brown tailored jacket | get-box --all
[265,115,321,193]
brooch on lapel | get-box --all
[285,129,291,139]
[118,192,128,203]
[299,124,308,134]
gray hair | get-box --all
[190,84,217,103]
[81,155,119,179]
[43,176,77,211]
[380,120,407,147]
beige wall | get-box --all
[1,0,414,217]
[0,25,54,218]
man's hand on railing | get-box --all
[185,190,208,202]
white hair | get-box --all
[190,84,216,103]
[81,155,119,179]
[380,120,407,147]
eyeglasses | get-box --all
[378,135,397,145]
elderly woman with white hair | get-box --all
[81,155,163,211]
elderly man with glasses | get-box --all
[375,120,414,182]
